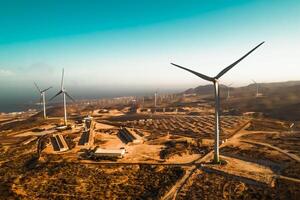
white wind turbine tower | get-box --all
[34,82,52,119]
[50,69,75,125]
[252,79,261,97]
[290,122,295,133]
[142,96,145,108]
[154,89,159,108]
[226,83,233,100]
[171,42,264,163]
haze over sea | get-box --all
[0,88,181,113]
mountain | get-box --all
[184,81,300,96]
[183,81,300,121]
[184,84,226,95]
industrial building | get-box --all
[92,147,126,158]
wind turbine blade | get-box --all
[41,86,52,93]
[49,90,63,101]
[171,63,214,82]
[65,92,75,102]
[61,68,64,90]
[215,41,265,79]
[34,82,42,93]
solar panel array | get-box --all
[122,115,248,139]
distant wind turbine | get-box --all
[142,96,145,107]
[171,42,264,163]
[154,89,159,108]
[290,122,295,133]
[34,82,52,119]
[225,83,233,100]
[252,79,261,97]
[50,69,75,125]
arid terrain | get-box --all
[1,81,300,199]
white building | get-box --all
[93,148,126,158]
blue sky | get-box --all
[0,0,299,110]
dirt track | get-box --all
[240,140,300,162]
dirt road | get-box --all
[241,140,300,162]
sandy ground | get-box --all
[0,116,15,122]
[12,124,57,137]
[95,133,124,149]
[167,154,201,163]
[122,144,164,162]
[95,122,116,130]
[15,130,55,137]
[210,155,275,185]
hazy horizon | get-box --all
[0,0,300,112]
[2,79,300,113]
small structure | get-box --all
[55,125,68,131]
[243,112,263,117]
[78,131,90,146]
[92,147,126,158]
[83,115,93,131]
[78,115,94,147]
[117,127,143,144]
[50,134,69,152]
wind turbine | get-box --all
[34,82,52,119]
[142,96,145,108]
[225,83,233,100]
[154,89,159,108]
[290,122,295,133]
[50,69,75,126]
[252,79,260,97]
[171,42,264,163]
